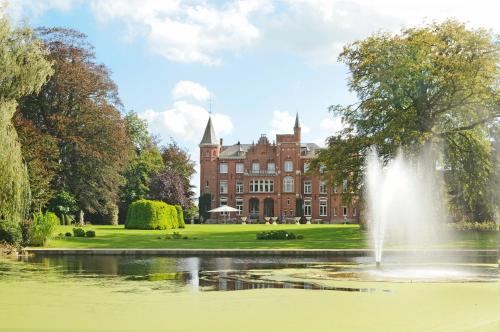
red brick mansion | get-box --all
[199,114,359,223]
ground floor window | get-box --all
[220,197,228,216]
[304,200,311,216]
[236,198,243,215]
[319,200,327,216]
[342,206,348,216]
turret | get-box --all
[199,116,220,194]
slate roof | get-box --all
[199,117,218,146]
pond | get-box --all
[0,253,499,331]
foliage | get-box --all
[148,168,191,209]
[174,205,185,228]
[198,193,212,221]
[124,111,155,153]
[256,230,301,240]
[73,228,86,237]
[17,28,133,216]
[0,221,22,245]
[125,199,181,230]
[161,142,196,205]
[19,220,33,246]
[13,113,59,211]
[295,198,303,221]
[48,189,78,225]
[312,20,499,219]
[85,230,96,237]
[30,212,60,246]
[64,232,72,237]
[446,221,498,232]
[0,17,53,229]
[120,148,164,210]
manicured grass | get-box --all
[46,224,498,249]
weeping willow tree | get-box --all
[0,16,53,239]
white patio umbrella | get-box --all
[208,205,239,223]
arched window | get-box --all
[283,176,294,193]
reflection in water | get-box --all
[0,254,495,294]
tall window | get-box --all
[284,160,293,172]
[252,162,260,172]
[283,176,294,192]
[343,206,348,216]
[267,163,275,173]
[219,180,228,194]
[304,200,312,216]
[320,200,328,216]
[304,181,312,194]
[219,163,228,174]
[319,181,327,194]
[236,198,243,215]
[236,180,243,194]
[236,163,244,174]
[303,162,310,173]
[343,179,348,193]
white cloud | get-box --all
[139,100,233,143]
[268,110,310,138]
[172,80,211,101]
[90,0,269,65]
[320,116,344,135]
[6,0,499,65]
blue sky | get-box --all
[5,0,499,194]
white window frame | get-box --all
[304,180,312,194]
[236,180,243,194]
[236,198,243,216]
[284,160,293,172]
[319,199,328,216]
[219,163,228,174]
[267,163,275,173]
[252,163,260,172]
[283,176,294,193]
[303,163,310,173]
[219,180,228,194]
[343,179,348,193]
[236,163,244,174]
[304,199,312,216]
[249,179,274,193]
[319,180,327,194]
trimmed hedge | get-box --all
[125,199,182,230]
[174,205,185,228]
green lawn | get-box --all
[45,224,498,249]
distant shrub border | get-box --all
[125,199,183,230]
[446,221,498,232]
[256,230,304,240]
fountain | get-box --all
[366,147,447,267]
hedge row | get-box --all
[125,199,185,230]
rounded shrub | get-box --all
[73,227,85,237]
[125,199,180,230]
[85,230,96,237]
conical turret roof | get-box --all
[200,116,219,146]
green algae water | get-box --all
[0,255,499,331]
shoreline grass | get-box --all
[44,224,498,249]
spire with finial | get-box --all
[294,112,300,128]
[199,116,219,146]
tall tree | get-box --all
[0,17,53,235]
[148,168,191,209]
[17,28,133,217]
[312,20,499,220]
[161,141,196,203]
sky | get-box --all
[4,0,499,195]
